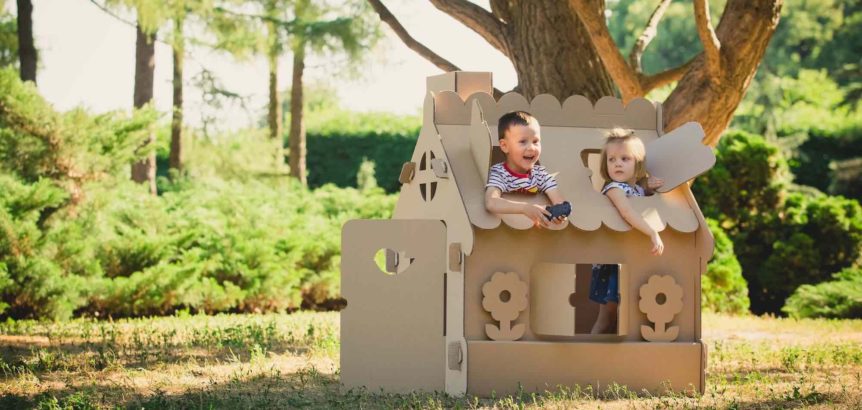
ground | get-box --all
[0,312,860,409]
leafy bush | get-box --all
[0,69,397,320]
[793,124,862,199]
[693,130,789,236]
[302,109,419,193]
[703,219,749,314]
[783,267,862,319]
[695,130,862,314]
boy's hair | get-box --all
[599,127,648,187]
[497,111,537,140]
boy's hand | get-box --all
[649,231,664,256]
[522,204,552,228]
[647,176,664,190]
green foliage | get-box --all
[696,130,862,314]
[793,123,862,199]
[0,68,156,184]
[0,2,17,68]
[783,267,862,319]
[304,109,419,193]
[703,219,749,314]
[0,71,397,320]
[761,0,845,77]
[693,130,789,236]
[607,0,725,75]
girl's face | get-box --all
[605,141,639,184]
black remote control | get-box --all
[545,201,572,221]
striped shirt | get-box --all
[485,163,558,194]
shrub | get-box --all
[302,109,419,193]
[703,219,749,314]
[695,130,862,314]
[783,267,862,319]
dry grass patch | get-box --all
[0,311,860,409]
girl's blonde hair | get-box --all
[599,127,648,188]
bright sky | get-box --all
[16,0,518,129]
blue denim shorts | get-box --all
[589,264,620,304]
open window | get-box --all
[530,262,628,337]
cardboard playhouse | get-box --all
[341,72,716,396]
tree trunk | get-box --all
[663,0,782,146]
[288,46,306,185]
[16,0,36,83]
[387,0,782,147]
[505,2,614,101]
[266,9,282,141]
[169,17,184,174]
[131,23,157,195]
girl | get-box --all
[590,128,664,334]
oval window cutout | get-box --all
[374,248,414,275]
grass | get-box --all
[0,312,860,409]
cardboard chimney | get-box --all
[341,72,716,396]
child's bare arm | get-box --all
[605,188,664,255]
[485,187,551,227]
[545,188,565,205]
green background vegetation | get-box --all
[1,0,861,322]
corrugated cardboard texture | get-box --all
[530,263,577,336]
[467,341,704,395]
[433,93,711,233]
[465,227,698,343]
[341,219,446,392]
[646,122,716,192]
[393,93,475,255]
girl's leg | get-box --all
[591,302,619,334]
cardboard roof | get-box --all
[431,90,715,233]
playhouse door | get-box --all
[341,219,447,392]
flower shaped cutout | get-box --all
[639,274,683,325]
[482,272,528,323]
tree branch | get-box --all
[489,0,512,24]
[569,0,643,101]
[428,0,510,57]
[694,0,721,81]
[628,0,672,73]
[366,0,503,98]
[367,0,459,72]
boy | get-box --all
[484,111,568,227]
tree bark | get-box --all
[377,0,782,146]
[266,25,282,141]
[504,2,614,101]
[169,17,184,174]
[288,45,306,185]
[664,0,782,146]
[16,0,36,83]
[131,23,157,195]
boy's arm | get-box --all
[605,188,664,255]
[545,188,565,205]
[485,187,551,227]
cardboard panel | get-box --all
[341,219,446,392]
[646,122,715,192]
[446,92,660,131]
[530,263,577,336]
[426,71,493,101]
[465,227,699,343]
[467,341,704,395]
[468,101,493,188]
[446,250,467,394]
[394,93,475,254]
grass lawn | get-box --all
[1,312,861,409]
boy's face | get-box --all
[500,122,541,174]
[605,141,637,184]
